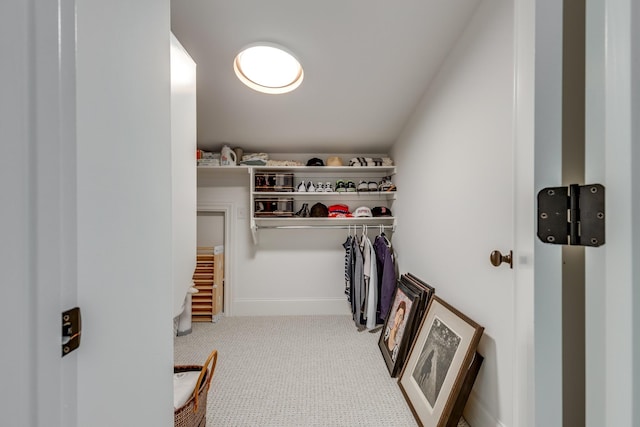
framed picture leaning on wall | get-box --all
[379,274,435,377]
[398,296,484,427]
[401,273,435,330]
[378,278,422,377]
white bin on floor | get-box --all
[177,286,198,336]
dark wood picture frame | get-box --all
[401,273,435,326]
[398,296,484,427]
[378,279,422,377]
[379,273,435,377]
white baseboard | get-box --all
[463,392,505,427]
[232,298,351,316]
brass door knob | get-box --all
[490,250,513,269]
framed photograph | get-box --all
[398,296,484,427]
[378,279,422,377]
[401,273,435,323]
[405,272,435,295]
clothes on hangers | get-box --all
[363,233,378,330]
[374,233,397,322]
[342,233,353,302]
[351,234,365,328]
[343,225,397,330]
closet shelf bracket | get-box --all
[250,221,259,245]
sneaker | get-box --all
[357,180,369,192]
[297,181,306,192]
[346,181,357,192]
[315,182,324,192]
[325,181,333,192]
[306,181,316,192]
[368,181,378,191]
[335,180,347,192]
[379,176,397,191]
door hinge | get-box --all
[62,307,81,357]
[537,184,605,247]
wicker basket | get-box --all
[174,349,218,427]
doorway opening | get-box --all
[197,203,233,317]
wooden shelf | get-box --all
[191,246,223,322]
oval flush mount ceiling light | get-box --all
[234,43,304,94]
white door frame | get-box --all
[513,0,566,426]
[197,202,235,316]
[586,0,640,425]
[512,0,536,425]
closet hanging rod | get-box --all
[256,224,395,230]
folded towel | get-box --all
[173,371,200,409]
[242,152,269,161]
[240,160,267,166]
[267,160,304,166]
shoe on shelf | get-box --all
[368,181,378,191]
[315,182,324,192]
[335,180,347,193]
[297,181,306,192]
[357,180,369,192]
[295,203,309,217]
[378,176,397,191]
[306,181,316,192]
[325,181,334,192]
[346,181,357,192]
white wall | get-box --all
[390,0,515,425]
[171,34,198,317]
[76,1,174,426]
[197,213,225,247]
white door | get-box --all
[390,1,569,425]
[386,1,557,425]
[1,1,78,425]
[1,1,175,426]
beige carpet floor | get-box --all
[174,315,470,427]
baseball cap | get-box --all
[353,206,372,218]
[371,206,393,217]
[328,204,352,218]
[306,157,324,166]
[309,202,329,217]
[326,156,343,166]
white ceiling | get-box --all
[170,0,481,154]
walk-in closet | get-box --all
[10,0,639,426]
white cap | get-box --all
[353,206,372,217]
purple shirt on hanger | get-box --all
[374,236,397,321]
